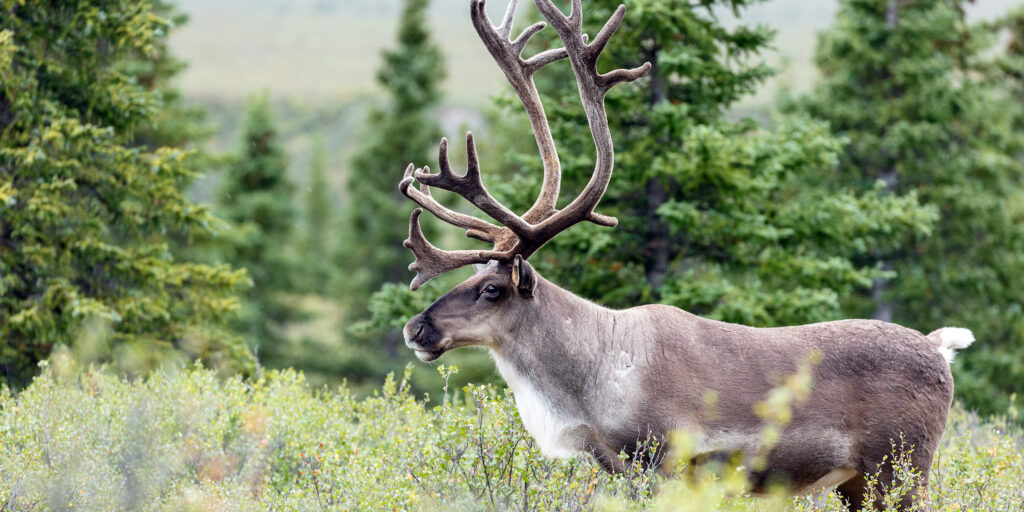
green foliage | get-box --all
[300,135,335,294]
[333,0,454,389]
[791,0,1024,415]
[474,0,935,327]
[215,95,304,365]
[124,1,212,151]
[0,0,251,385]
[1,364,1021,510]
[997,8,1024,125]
[336,0,446,320]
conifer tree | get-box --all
[0,1,250,384]
[794,0,1024,414]
[992,8,1024,136]
[302,136,334,294]
[337,0,445,329]
[479,0,935,327]
[216,95,303,364]
[127,1,211,151]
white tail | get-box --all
[927,327,975,364]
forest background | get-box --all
[177,0,1024,414]
[3,0,1023,412]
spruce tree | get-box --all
[216,95,303,365]
[0,1,250,384]
[478,0,935,327]
[991,8,1024,137]
[126,1,211,151]
[337,0,445,334]
[793,0,1024,414]
[301,136,334,294]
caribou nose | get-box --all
[404,316,442,361]
[404,315,428,343]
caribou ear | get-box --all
[511,254,537,298]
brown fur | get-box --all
[404,263,959,510]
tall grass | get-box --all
[1,363,1020,511]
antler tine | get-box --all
[404,209,511,291]
[413,132,533,237]
[592,6,651,91]
[511,22,545,54]
[470,0,566,224]
[533,0,582,32]
[533,1,651,94]
[508,0,650,258]
[399,161,502,244]
[588,4,625,64]
[496,0,518,39]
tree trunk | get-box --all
[871,260,895,323]
[644,58,671,291]
[645,179,670,289]
[886,0,899,26]
[872,1,900,322]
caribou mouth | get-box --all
[406,335,452,362]
[413,349,445,362]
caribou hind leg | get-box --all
[834,463,933,511]
[835,472,871,511]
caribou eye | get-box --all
[481,284,500,299]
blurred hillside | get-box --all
[172,0,504,105]
[172,0,1016,107]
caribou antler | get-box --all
[399,0,651,290]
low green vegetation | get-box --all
[1,364,1021,511]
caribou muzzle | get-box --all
[403,314,447,362]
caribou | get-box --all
[397,0,974,509]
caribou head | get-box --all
[400,0,645,360]
[404,257,537,362]
[395,1,973,510]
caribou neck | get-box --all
[490,275,625,418]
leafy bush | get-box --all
[1,364,1020,511]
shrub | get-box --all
[0,365,1020,511]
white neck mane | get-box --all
[489,349,582,458]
